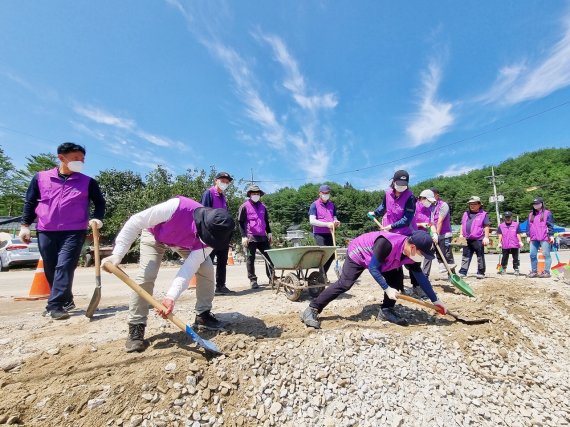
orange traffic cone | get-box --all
[227,248,235,266]
[537,250,545,273]
[14,258,51,301]
[188,275,197,288]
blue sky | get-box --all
[1,1,569,193]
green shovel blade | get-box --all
[450,274,475,297]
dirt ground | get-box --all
[1,254,569,426]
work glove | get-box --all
[519,241,524,248]
[431,233,439,244]
[89,219,103,229]
[433,299,448,315]
[482,237,490,246]
[101,254,122,268]
[267,233,272,244]
[241,237,249,247]
[334,220,341,228]
[18,225,31,244]
[367,212,376,220]
[384,287,399,301]
[156,297,175,319]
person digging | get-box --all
[300,230,447,329]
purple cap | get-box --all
[319,185,331,193]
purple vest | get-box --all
[148,197,206,250]
[432,200,452,234]
[35,168,91,231]
[461,210,487,240]
[312,199,335,234]
[242,200,267,236]
[528,209,551,241]
[382,188,414,236]
[498,222,520,249]
[208,186,228,210]
[413,201,431,230]
[347,231,415,271]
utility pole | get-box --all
[486,166,504,227]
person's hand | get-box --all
[367,212,376,220]
[101,254,122,268]
[548,236,555,244]
[18,226,31,244]
[156,298,175,319]
[334,220,341,228]
[241,237,249,247]
[384,287,399,301]
[431,233,439,244]
[433,299,448,315]
[496,242,502,249]
[519,241,524,248]
[267,233,273,244]
[482,237,490,246]
[89,219,103,229]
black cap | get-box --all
[532,197,544,204]
[392,170,409,186]
[193,208,235,250]
[215,171,233,182]
[504,211,513,217]
[408,230,435,260]
[246,184,265,197]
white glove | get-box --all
[19,226,31,244]
[384,287,399,301]
[482,237,490,246]
[267,233,272,244]
[431,233,439,244]
[367,211,375,218]
[519,241,524,248]
[101,254,122,268]
[241,237,249,247]
[89,219,103,229]
[334,220,341,228]
[433,299,448,315]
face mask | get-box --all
[320,194,330,202]
[217,181,229,191]
[409,253,424,263]
[67,161,84,172]
[251,195,261,203]
[533,203,542,210]
[394,184,407,192]
[421,199,432,208]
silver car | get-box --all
[0,238,40,271]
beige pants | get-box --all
[128,230,215,325]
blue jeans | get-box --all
[38,230,86,311]
[529,240,552,273]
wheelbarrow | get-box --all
[263,246,337,301]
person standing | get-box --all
[101,197,235,352]
[527,197,554,278]
[497,211,524,275]
[458,196,490,279]
[300,230,447,328]
[19,143,105,320]
[238,185,273,289]
[308,184,340,279]
[201,171,234,295]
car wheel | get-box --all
[0,259,8,272]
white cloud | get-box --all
[481,14,570,105]
[406,62,455,147]
[74,105,135,130]
[438,164,480,177]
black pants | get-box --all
[501,248,520,270]
[246,240,273,282]
[422,236,455,276]
[38,230,86,311]
[209,246,229,288]
[313,233,335,274]
[309,258,402,312]
[459,239,486,275]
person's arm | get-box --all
[21,175,40,226]
[88,179,106,221]
[372,195,387,217]
[497,226,503,246]
[309,202,332,228]
[164,247,214,301]
[200,189,212,207]
[238,204,248,237]
[264,207,271,234]
[546,211,554,237]
[387,195,416,230]
[436,202,449,234]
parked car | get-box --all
[0,238,40,271]
[559,236,570,249]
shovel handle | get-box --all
[92,224,101,277]
[397,294,438,311]
[433,241,453,276]
[331,223,337,260]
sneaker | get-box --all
[194,311,226,331]
[458,272,467,278]
[300,306,321,329]
[378,308,409,327]
[125,323,146,353]
[514,269,520,276]
[215,286,234,295]
[43,309,70,320]
[527,271,538,278]
[538,271,551,278]
[63,301,76,312]
[476,273,485,279]
[250,281,259,289]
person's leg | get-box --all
[512,248,520,271]
[421,257,432,277]
[214,246,229,288]
[474,240,486,275]
[38,232,57,307]
[380,268,403,309]
[317,234,335,274]
[459,242,474,275]
[442,237,455,266]
[194,256,216,313]
[245,241,257,283]
[529,240,539,273]
[501,248,509,270]
[256,240,273,281]
[541,240,552,273]
[55,230,86,308]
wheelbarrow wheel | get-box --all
[307,271,326,298]
[282,273,302,302]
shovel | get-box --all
[85,224,102,319]
[103,263,222,355]
[551,247,566,271]
[433,241,475,297]
[331,223,341,279]
[398,294,490,325]
[496,249,504,273]
[367,212,384,230]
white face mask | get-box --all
[533,203,542,210]
[251,195,261,203]
[217,181,229,191]
[394,184,407,193]
[320,194,330,202]
[421,199,432,208]
[67,161,84,172]
[409,253,424,263]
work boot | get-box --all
[250,280,259,289]
[194,311,226,330]
[378,308,409,327]
[43,309,70,320]
[215,285,234,295]
[125,323,146,353]
[300,306,321,329]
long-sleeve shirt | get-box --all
[373,193,416,231]
[21,173,106,226]
[308,201,338,229]
[237,202,271,241]
[431,201,452,237]
[111,197,212,302]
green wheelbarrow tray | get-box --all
[449,273,475,298]
[265,246,337,270]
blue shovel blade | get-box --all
[185,325,222,354]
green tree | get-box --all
[0,147,20,216]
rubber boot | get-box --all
[378,308,409,327]
[125,323,146,353]
[300,306,321,329]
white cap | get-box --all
[419,189,436,203]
